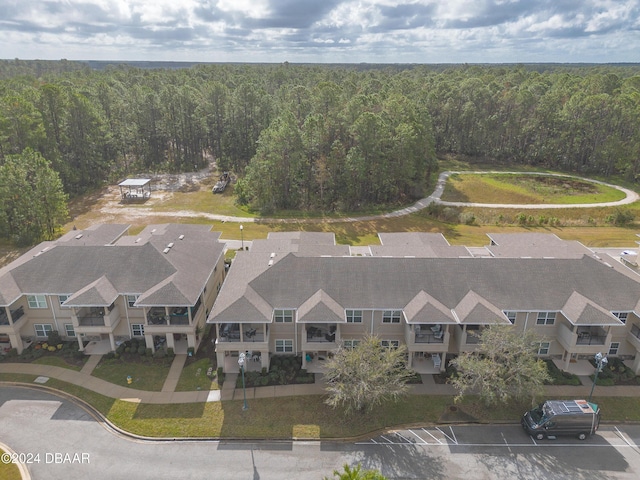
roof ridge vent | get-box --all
[268,259,274,267]
[75,234,83,239]
[179,235,185,240]
[167,242,174,248]
[163,247,171,254]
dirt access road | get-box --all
[72,168,639,227]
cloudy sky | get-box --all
[2,0,639,63]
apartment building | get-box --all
[0,224,225,355]
[207,232,640,375]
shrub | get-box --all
[153,349,166,359]
[124,347,131,354]
[166,347,174,358]
[460,212,475,225]
[138,346,146,355]
[47,330,62,346]
[104,352,116,360]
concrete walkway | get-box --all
[80,353,102,375]
[161,354,187,392]
[3,359,640,404]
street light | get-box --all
[238,352,248,410]
[240,224,244,251]
[588,352,608,403]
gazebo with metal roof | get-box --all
[118,178,151,202]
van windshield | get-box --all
[529,405,544,423]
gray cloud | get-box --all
[0,0,638,63]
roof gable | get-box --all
[64,276,118,306]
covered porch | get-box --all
[118,178,151,203]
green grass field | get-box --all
[442,173,627,204]
[91,358,171,391]
[175,358,219,392]
[31,355,83,371]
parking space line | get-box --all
[408,429,429,445]
[421,428,445,445]
[614,426,639,451]
[379,435,393,444]
[394,432,415,444]
[436,426,457,445]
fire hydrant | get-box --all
[127,375,132,385]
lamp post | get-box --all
[588,352,608,403]
[240,224,244,251]
[238,352,248,410]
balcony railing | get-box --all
[576,327,607,345]
[415,333,444,344]
[306,326,336,343]
[76,307,106,327]
[78,316,105,327]
[0,306,24,326]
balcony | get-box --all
[77,307,105,327]
[306,325,336,343]
[414,324,444,344]
[218,323,267,343]
[576,327,607,346]
[627,324,640,350]
[169,307,190,326]
[0,306,25,326]
[148,308,169,325]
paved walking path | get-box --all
[80,353,102,375]
[3,358,640,404]
[160,354,187,392]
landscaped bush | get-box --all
[544,359,582,386]
[236,355,313,388]
[589,357,640,386]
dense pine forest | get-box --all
[1,60,639,220]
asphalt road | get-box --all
[1,386,640,480]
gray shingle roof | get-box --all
[0,224,224,307]
[209,252,640,325]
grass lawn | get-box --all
[91,358,171,391]
[31,355,83,371]
[4,374,640,438]
[175,358,219,392]
[0,449,21,480]
[442,173,627,204]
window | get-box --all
[274,309,293,323]
[64,324,76,337]
[381,340,400,349]
[346,310,362,323]
[382,310,402,324]
[131,324,145,337]
[27,295,47,309]
[126,295,140,308]
[58,295,71,307]
[536,312,556,325]
[613,312,628,324]
[537,341,550,355]
[504,311,517,324]
[34,324,53,337]
[275,339,293,353]
[609,342,620,356]
[343,339,361,349]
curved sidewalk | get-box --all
[3,360,640,404]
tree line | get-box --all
[0,62,639,216]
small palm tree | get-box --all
[324,463,387,480]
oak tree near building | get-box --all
[450,325,552,406]
[323,335,415,415]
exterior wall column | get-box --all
[631,355,640,375]
[108,333,116,352]
[144,334,154,351]
[166,333,175,351]
[77,334,85,352]
[8,333,23,354]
